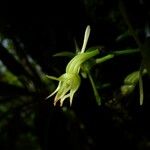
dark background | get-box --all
[0,0,150,150]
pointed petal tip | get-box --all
[45,96,50,100]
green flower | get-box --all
[121,68,147,105]
[46,25,99,106]
[46,73,80,106]
[121,69,147,95]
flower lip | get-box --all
[46,72,81,106]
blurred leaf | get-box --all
[0,82,34,97]
[0,44,33,79]
[53,51,75,57]
[0,61,23,86]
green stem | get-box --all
[112,49,139,55]
[96,54,114,64]
[46,75,59,81]
[88,72,101,106]
[139,68,144,105]
[96,49,139,64]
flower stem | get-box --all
[112,49,139,55]
[88,72,101,106]
[96,54,114,64]
[96,49,139,64]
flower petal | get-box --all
[45,81,61,100]
[60,94,70,106]
[81,25,91,53]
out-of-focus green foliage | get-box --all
[0,32,53,149]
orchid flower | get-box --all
[46,25,99,106]
[121,68,147,105]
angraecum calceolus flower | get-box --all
[46,25,100,106]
